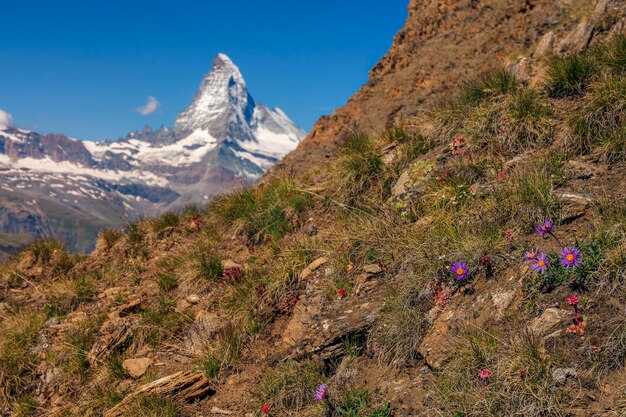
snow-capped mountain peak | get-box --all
[167,53,305,177]
[174,53,254,140]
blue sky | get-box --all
[0,0,408,140]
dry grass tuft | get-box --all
[435,330,564,416]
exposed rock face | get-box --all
[273,0,576,178]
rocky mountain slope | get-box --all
[0,54,304,255]
[0,1,625,417]
[274,0,605,179]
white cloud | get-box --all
[136,96,160,116]
[0,109,13,127]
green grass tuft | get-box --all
[150,211,180,237]
[569,75,626,161]
[0,311,45,403]
[545,54,597,98]
[460,68,519,105]
[212,180,313,243]
[125,395,180,417]
[257,360,326,415]
[196,323,243,381]
[596,34,626,74]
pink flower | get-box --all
[567,294,579,306]
[505,230,513,240]
[497,171,506,181]
[478,368,490,380]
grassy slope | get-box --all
[0,37,625,417]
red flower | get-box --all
[497,171,506,181]
[261,403,270,414]
[336,242,347,252]
[505,230,513,240]
[518,370,526,379]
[478,368,490,380]
[567,294,579,306]
[480,256,491,266]
[337,289,346,298]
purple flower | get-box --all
[524,248,539,261]
[560,247,582,269]
[450,262,469,280]
[314,384,328,402]
[535,219,554,236]
[531,253,549,274]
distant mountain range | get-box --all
[0,53,305,255]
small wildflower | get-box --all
[566,292,586,336]
[531,253,549,274]
[480,256,491,266]
[524,248,539,261]
[337,289,346,298]
[560,247,582,269]
[450,262,469,280]
[261,403,270,414]
[518,370,526,379]
[505,230,513,240]
[497,171,506,181]
[567,294,579,306]
[314,384,328,402]
[535,219,554,236]
[478,368,490,380]
[450,137,466,155]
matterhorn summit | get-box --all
[173,53,305,172]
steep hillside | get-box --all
[0,54,304,255]
[0,1,625,417]
[274,0,609,178]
